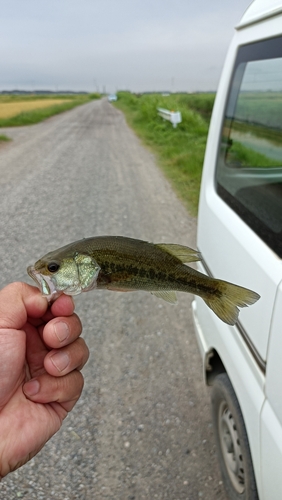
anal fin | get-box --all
[151,290,178,304]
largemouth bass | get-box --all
[27,235,260,325]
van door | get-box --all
[198,35,282,361]
[260,279,282,499]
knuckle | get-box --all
[76,338,90,367]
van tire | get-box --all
[211,373,259,500]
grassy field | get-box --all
[0,134,11,142]
[0,93,100,127]
[114,91,215,215]
[227,140,281,168]
[236,92,282,131]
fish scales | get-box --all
[27,235,260,325]
[98,258,219,296]
[72,237,214,294]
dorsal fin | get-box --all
[155,243,201,263]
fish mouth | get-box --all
[27,265,62,302]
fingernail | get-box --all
[54,322,69,342]
[24,379,40,396]
[51,352,70,372]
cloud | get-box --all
[0,0,252,92]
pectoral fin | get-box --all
[155,243,201,263]
[151,290,178,304]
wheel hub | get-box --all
[218,402,245,493]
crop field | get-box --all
[0,98,72,119]
[0,93,100,127]
[114,91,215,214]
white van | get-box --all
[192,1,282,499]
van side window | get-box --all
[216,37,282,257]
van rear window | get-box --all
[216,36,282,257]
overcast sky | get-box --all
[0,0,252,93]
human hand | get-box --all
[0,282,89,478]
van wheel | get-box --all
[211,373,258,500]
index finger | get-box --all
[50,294,75,318]
[0,282,48,329]
[27,293,76,328]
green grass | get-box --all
[0,93,101,127]
[227,140,281,168]
[114,92,215,215]
[0,134,11,142]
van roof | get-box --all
[237,0,282,29]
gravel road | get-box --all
[0,99,228,500]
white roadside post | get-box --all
[157,108,182,128]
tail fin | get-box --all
[204,281,260,326]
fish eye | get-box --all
[47,262,60,273]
